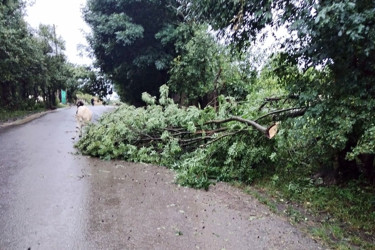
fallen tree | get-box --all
[76,85,286,160]
[75,85,311,189]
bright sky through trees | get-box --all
[25,0,92,65]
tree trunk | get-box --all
[359,154,375,184]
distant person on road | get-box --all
[91,98,94,106]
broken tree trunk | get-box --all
[206,116,279,139]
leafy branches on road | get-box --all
[76,83,284,188]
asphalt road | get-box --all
[0,106,324,250]
[0,106,113,249]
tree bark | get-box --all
[206,116,278,138]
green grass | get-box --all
[310,223,375,249]
[0,107,47,123]
[244,187,278,214]
[251,177,375,249]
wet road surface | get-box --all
[0,106,324,249]
[0,106,112,249]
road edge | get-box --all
[0,109,61,129]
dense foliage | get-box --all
[0,0,87,110]
[0,0,111,112]
[183,0,375,182]
[168,23,256,107]
[76,84,282,189]
[84,0,182,105]
[1,0,67,109]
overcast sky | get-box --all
[25,0,92,65]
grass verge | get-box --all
[0,107,47,123]
[239,178,375,249]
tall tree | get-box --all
[0,0,29,108]
[168,24,222,106]
[37,24,69,108]
[168,23,256,107]
[0,1,76,110]
[84,0,182,105]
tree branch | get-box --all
[255,107,307,122]
[259,95,300,110]
[170,127,227,137]
[200,129,246,148]
[206,116,278,138]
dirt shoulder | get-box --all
[82,159,326,249]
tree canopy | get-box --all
[0,0,106,111]
[0,0,73,109]
[84,0,183,105]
